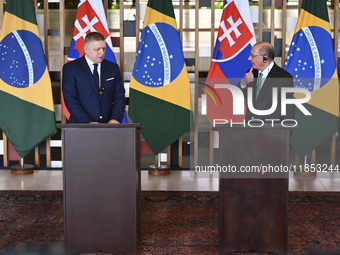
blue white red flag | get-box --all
[67,0,115,63]
[63,0,127,122]
[203,0,256,124]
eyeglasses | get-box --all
[250,54,263,58]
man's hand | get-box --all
[240,67,254,86]
[108,119,120,124]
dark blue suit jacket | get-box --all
[62,56,125,123]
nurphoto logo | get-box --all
[199,83,312,127]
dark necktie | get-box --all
[93,63,99,89]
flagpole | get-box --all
[157,153,161,168]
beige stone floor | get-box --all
[0,169,339,191]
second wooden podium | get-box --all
[216,124,292,255]
[59,124,141,255]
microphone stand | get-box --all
[98,66,105,123]
[98,87,105,123]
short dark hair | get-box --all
[257,42,275,60]
[84,32,105,46]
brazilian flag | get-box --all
[129,0,192,155]
[284,0,339,158]
[0,0,57,158]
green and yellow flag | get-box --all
[129,0,192,155]
[284,0,339,158]
[0,0,57,158]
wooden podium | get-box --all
[58,124,141,255]
[216,124,292,255]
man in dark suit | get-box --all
[238,41,295,121]
[62,32,125,124]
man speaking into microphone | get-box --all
[62,32,125,124]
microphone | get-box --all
[99,86,106,95]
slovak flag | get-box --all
[62,0,119,120]
[203,0,256,124]
[67,0,115,62]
